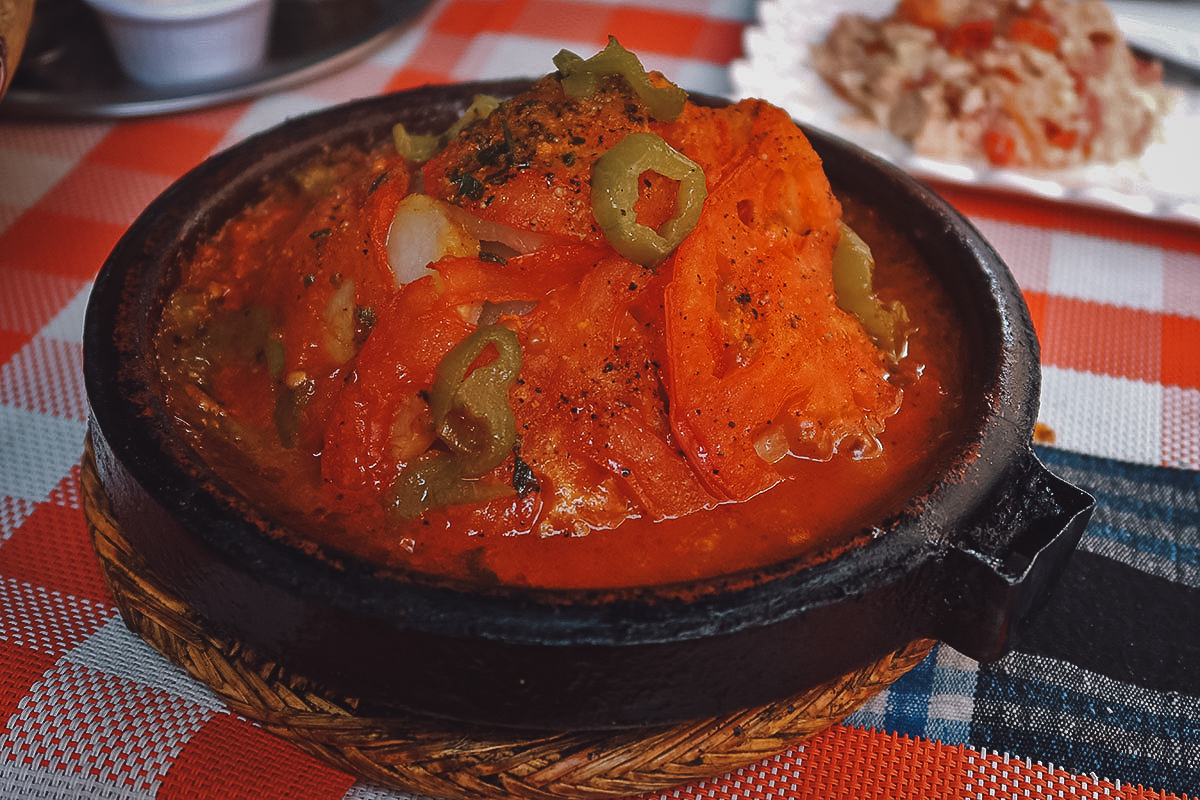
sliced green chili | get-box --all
[591,132,707,268]
[392,125,441,164]
[554,36,687,121]
[393,94,502,163]
[391,451,514,520]
[392,324,524,518]
[442,94,502,146]
[832,221,909,360]
[428,324,522,475]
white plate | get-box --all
[730,0,1200,225]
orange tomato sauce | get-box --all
[159,100,969,590]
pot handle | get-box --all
[933,449,1094,662]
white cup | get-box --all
[85,0,275,87]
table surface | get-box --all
[1,1,1199,798]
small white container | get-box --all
[85,0,275,88]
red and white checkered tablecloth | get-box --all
[1,1,1198,798]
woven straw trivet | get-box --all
[81,435,934,800]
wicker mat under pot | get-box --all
[81,435,934,800]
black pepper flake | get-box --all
[477,140,510,167]
[735,292,752,304]
[513,453,540,497]
[450,172,486,201]
[309,228,332,241]
[479,250,508,265]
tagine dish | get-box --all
[154,38,971,590]
[83,38,1092,798]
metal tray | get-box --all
[2,0,431,119]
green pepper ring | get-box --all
[554,37,688,122]
[428,323,522,477]
[591,132,707,269]
[390,324,523,519]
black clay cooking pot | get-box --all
[84,80,1093,731]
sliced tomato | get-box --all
[321,244,719,527]
[321,98,902,525]
[319,275,469,495]
[508,254,717,526]
[367,158,413,278]
[421,75,685,245]
[653,100,758,185]
[434,243,608,307]
[257,156,410,452]
[662,100,901,502]
[183,149,410,457]
[272,155,408,372]
[319,243,607,499]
